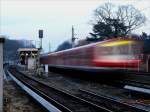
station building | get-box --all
[18,48,38,69]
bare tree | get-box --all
[91,3,146,39]
[117,5,146,34]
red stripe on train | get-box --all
[93,59,142,68]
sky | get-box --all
[0,0,150,52]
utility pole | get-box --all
[71,26,76,48]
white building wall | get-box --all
[28,58,36,70]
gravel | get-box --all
[3,80,47,112]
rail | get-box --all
[8,67,112,112]
[7,69,62,112]
[7,66,150,112]
[78,89,150,112]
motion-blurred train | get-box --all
[40,38,150,72]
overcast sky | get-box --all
[0,0,150,52]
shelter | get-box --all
[18,48,38,69]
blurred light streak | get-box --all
[98,41,134,47]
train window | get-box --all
[96,43,134,55]
[111,41,143,55]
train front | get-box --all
[93,39,144,71]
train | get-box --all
[40,38,150,73]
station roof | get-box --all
[18,48,38,52]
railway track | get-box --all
[123,72,150,86]
[77,89,150,112]
[7,67,150,112]
[114,72,150,94]
[8,67,112,112]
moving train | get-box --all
[40,38,150,72]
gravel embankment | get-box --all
[3,80,47,112]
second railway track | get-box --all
[77,89,150,112]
